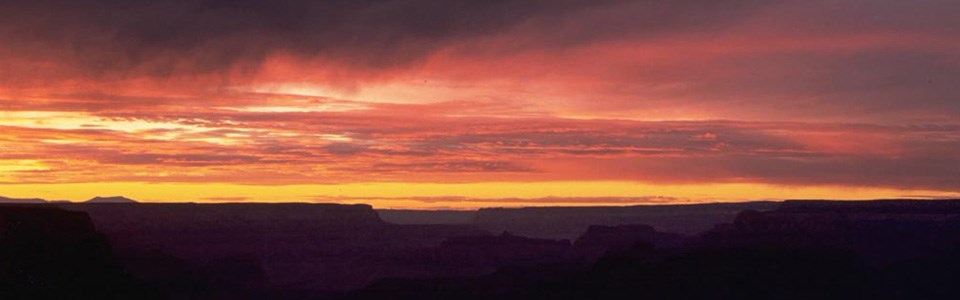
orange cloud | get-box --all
[1,0,958,206]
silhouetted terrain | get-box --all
[382,202,779,239]
[59,203,486,297]
[0,206,159,299]
[86,196,139,204]
[474,202,779,239]
[0,196,48,204]
[348,199,960,300]
[3,199,960,299]
[706,199,960,262]
[570,224,689,260]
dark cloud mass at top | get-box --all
[0,1,957,119]
[0,0,802,83]
[0,0,624,77]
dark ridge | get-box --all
[54,202,488,295]
[61,202,384,227]
[86,196,138,204]
[474,201,780,239]
[778,199,960,214]
[0,196,48,204]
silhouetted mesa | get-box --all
[86,196,139,204]
[0,196,48,204]
[57,203,485,296]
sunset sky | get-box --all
[1,0,958,208]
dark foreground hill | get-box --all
[0,206,159,299]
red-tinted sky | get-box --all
[1,0,958,207]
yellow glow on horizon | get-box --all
[0,181,956,209]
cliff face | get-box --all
[0,206,156,299]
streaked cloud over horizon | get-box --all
[1,0,958,207]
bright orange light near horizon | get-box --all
[1,181,958,210]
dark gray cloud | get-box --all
[0,0,628,77]
[3,0,957,123]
